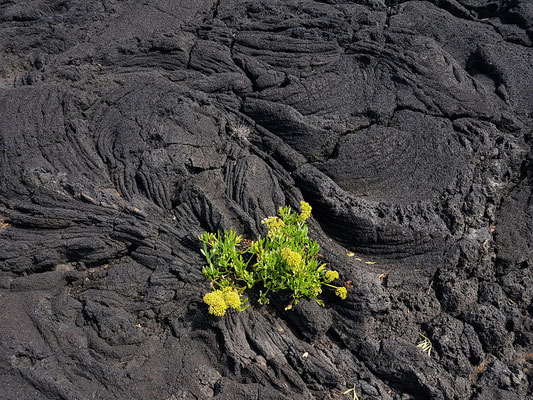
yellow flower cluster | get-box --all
[281,247,302,268]
[299,201,312,221]
[325,270,339,282]
[224,290,241,309]
[203,288,242,316]
[261,216,285,237]
[335,287,347,300]
[203,291,227,316]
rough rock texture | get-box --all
[0,1,532,399]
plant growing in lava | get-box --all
[200,201,347,316]
[230,121,252,142]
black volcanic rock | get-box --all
[0,1,532,399]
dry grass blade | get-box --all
[417,332,432,357]
[342,384,359,400]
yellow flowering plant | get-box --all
[199,201,347,316]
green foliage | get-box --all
[199,201,347,316]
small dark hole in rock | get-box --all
[505,320,514,332]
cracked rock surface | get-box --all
[1,1,532,399]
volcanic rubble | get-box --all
[0,1,532,399]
